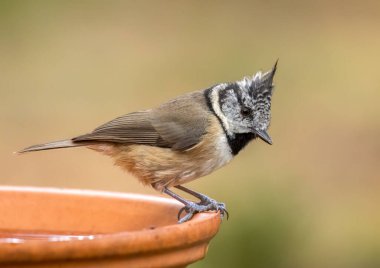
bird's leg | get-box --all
[162,187,205,223]
[163,187,226,223]
[174,185,229,220]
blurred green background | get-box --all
[1,0,379,267]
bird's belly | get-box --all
[110,131,233,191]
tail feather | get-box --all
[17,139,91,154]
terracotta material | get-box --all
[0,186,221,267]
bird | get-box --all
[18,61,277,223]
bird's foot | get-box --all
[163,186,229,224]
[199,197,229,220]
[177,198,229,223]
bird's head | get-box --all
[210,61,277,145]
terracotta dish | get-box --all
[0,186,221,267]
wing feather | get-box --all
[73,91,210,151]
[73,111,168,146]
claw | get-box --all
[177,203,197,223]
[169,186,230,224]
[224,208,230,220]
[178,211,195,224]
[176,200,229,223]
[212,203,229,221]
[177,206,188,220]
[218,206,229,220]
[198,198,229,221]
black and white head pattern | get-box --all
[209,63,276,139]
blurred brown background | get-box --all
[1,1,379,267]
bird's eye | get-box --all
[241,107,251,116]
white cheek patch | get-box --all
[210,85,233,136]
[215,132,233,164]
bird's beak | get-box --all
[253,129,272,145]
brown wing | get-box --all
[73,111,170,147]
[73,91,211,150]
[150,92,210,150]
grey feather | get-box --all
[18,139,92,153]
[151,91,209,150]
[73,91,210,151]
[73,111,166,146]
